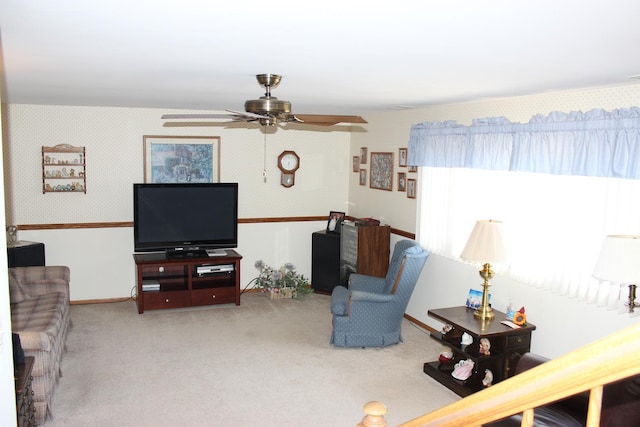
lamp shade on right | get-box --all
[593,235,640,284]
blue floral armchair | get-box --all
[330,240,429,347]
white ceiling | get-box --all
[1,0,640,116]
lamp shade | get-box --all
[592,235,640,284]
[460,220,507,263]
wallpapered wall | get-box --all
[2,105,353,225]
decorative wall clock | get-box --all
[277,150,300,188]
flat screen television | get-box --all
[133,182,238,257]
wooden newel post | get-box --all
[357,401,388,427]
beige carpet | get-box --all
[45,292,458,426]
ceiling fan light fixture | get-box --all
[244,97,292,116]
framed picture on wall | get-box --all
[359,169,367,186]
[353,156,360,172]
[399,148,408,167]
[407,178,416,198]
[143,135,220,183]
[398,172,406,192]
[370,152,394,191]
[360,147,368,164]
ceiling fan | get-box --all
[161,74,368,127]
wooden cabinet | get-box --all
[340,222,390,285]
[15,356,36,427]
[42,144,86,193]
[133,250,242,314]
[423,306,536,396]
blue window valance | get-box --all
[407,107,640,179]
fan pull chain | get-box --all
[262,128,267,183]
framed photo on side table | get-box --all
[327,211,345,233]
[143,135,220,183]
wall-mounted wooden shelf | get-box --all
[42,144,86,193]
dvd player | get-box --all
[196,264,234,275]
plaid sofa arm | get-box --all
[10,266,70,300]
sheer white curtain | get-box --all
[416,167,640,306]
[410,108,640,310]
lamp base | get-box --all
[626,284,640,313]
[474,263,495,321]
[474,306,495,320]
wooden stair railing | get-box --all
[358,322,640,427]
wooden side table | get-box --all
[424,306,536,396]
[15,356,36,427]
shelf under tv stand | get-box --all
[133,249,243,314]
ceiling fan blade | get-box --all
[162,110,270,123]
[292,114,368,126]
[162,113,238,120]
[225,109,268,120]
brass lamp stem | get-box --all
[475,263,495,320]
[627,284,639,313]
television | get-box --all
[133,182,238,257]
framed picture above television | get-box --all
[143,135,220,183]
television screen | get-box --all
[133,183,238,255]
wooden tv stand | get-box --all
[133,250,242,314]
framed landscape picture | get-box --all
[143,135,220,183]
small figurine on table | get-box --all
[482,369,494,387]
[513,307,527,326]
[479,338,491,355]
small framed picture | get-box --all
[360,147,368,164]
[407,178,416,199]
[359,169,367,186]
[466,288,491,309]
[398,148,408,167]
[398,172,406,192]
[352,156,360,172]
[327,211,345,233]
[408,165,418,173]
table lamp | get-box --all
[461,220,507,320]
[592,235,640,313]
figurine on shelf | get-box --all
[479,338,491,355]
[439,347,454,363]
[460,332,473,345]
[451,359,474,381]
[482,369,494,387]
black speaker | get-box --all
[311,230,341,294]
[7,241,45,268]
